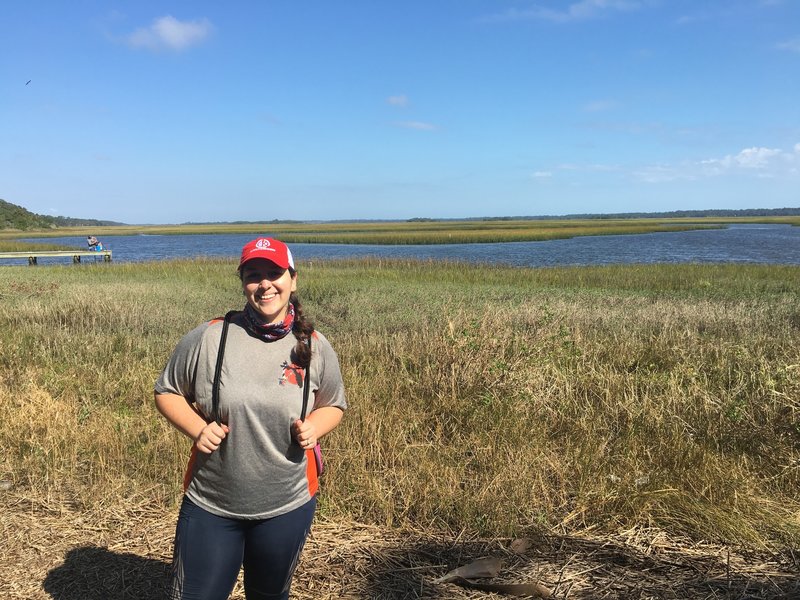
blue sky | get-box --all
[1,1,798,224]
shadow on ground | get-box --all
[44,546,170,600]
[40,535,800,599]
[359,535,800,599]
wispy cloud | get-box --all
[582,120,664,135]
[126,15,213,51]
[633,164,694,183]
[557,163,622,172]
[635,144,800,182]
[387,95,409,107]
[678,1,787,27]
[580,119,725,146]
[583,99,619,112]
[395,121,439,131]
[537,144,799,184]
[527,163,620,182]
[674,11,710,25]
[483,0,645,23]
[776,38,800,53]
[699,146,788,173]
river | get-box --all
[14,223,800,267]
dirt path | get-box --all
[2,491,798,599]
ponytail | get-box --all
[290,291,314,368]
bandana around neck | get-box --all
[243,302,295,342]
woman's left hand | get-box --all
[292,419,317,449]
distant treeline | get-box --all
[183,219,303,225]
[0,199,122,230]
[546,207,800,220]
[443,207,800,222]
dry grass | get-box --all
[326,290,800,544]
[2,487,798,599]
[0,217,726,245]
[0,239,73,252]
[5,215,798,246]
[1,259,800,597]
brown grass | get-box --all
[2,486,798,599]
[1,259,800,597]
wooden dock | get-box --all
[0,250,112,265]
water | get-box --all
[12,224,800,267]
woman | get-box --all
[155,237,346,600]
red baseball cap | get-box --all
[238,237,295,270]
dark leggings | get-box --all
[169,495,317,600]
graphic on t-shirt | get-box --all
[279,361,305,387]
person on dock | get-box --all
[154,237,346,600]
[87,235,103,251]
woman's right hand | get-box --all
[195,422,230,454]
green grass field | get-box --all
[5,215,799,246]
[0,240,75,252]
[1,258,799,548]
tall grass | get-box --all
[0,240,74,252]
[0,218,733,245]
[1,259,799,547]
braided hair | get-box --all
[289,287,314,368]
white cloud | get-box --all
[674,10,713,26]
[776,38,800,53]
[126,15,213,51]
[395,121,438,131]
[701,146,785,172]
[387,95,409,107]
[734,146,783,168]
[634,144,800,182]
[484,0,644,23]
[532,145,798,186]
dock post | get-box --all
[28,256,37,266]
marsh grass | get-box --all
[0,240,74,252]
[0,217,739,245]
[1,259,799,547]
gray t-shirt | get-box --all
[155,314,346,519]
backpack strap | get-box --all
[300,334,312,421]
[212,315,313,426]
[211,311,239,425]
[300,334,324,476]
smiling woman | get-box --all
[239,238,298,325]
[153,237,347,600]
